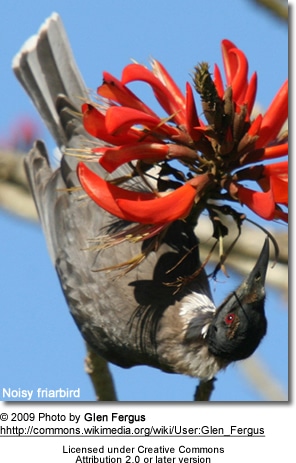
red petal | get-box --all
[228,48,248,103]
[95,143,169,173]
[221,39,239,86]
[116,183,197,224]
[270,176,288,204]
[213,64,224,98]
[241,141,288,165]
[98,71,157,116]
[185,82,202,141]
[256,80,288,148]
[82,103,140,145]
[262,142,288,160]
[105,106,179,138]
[262,161,288,204]
[244,72,257,118]
[263,160,288,177]
[236,184,275,220]
[152,59,186,113]
[95,142,198,173]
[77,162,155,220]
[121,63,186,126]
[248,114,263,136]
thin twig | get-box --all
[194,379,216,401]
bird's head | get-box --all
[206,239,269,362]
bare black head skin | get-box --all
[206,239,269,362]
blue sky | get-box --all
[0,0,288,401]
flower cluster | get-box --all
[76,39,288,263]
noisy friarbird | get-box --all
[13,14,269,389]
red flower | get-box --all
[78,163,212,224]
[76,39,288,247]
[0,116,40,151]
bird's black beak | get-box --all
[207,239,270,362]
[215,238,270,316]
[236,237,270,303]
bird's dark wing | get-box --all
[13,13,215,376]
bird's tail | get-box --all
[12,12,87,149]
[12,13,98,263]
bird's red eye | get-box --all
[225,313,235,325]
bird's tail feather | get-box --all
[12,13,87,149]
[12,13,103,262]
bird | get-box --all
[13,13,269,388]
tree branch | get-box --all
[251,0,288,22]
[85,344,118,401]
[238,355,287,401]
[0,148,37,220]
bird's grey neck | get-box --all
[156,289,227,380]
